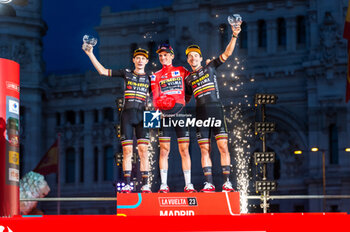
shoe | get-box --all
[200,182,215,193]
[158,184,170,193]
[222,181,235,192]
[184,183,197,193]
[141,184,152,193]
[121,184,133,193]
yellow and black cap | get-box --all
[156,43,174,54]
[133,48,149,59]
[186,45,202,57]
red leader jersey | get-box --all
[151,64,190,109]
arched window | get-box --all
[94,147,99,182]
[329,124,339,164]
[239,22,248,49]
[94,109,99,123]
[296,16,306,45]
[79,111,84,124]
[104,145,114,181]
[56,112,61,126]
[277,18,286,47]
[80,148,84,182]
[219,24,229,51]
[258,20,267,48]
[103,107,114,122]
[65,111,75,125]
[65,148,75,183]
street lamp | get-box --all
[311,147,326,212]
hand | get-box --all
[206,59,212,65]
[82,43,93,55]
[231,22,242,37]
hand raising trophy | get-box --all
[82,35,98,52]
[228,14,242,28]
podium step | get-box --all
[116,192,240,216]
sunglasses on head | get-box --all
[158,43,172,50]
[187,45,200,49]
[134,48,149,54]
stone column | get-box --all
[84,110,94,185]
[286,17,296,52]
[98,145,104,182]
[248,22,257,56]
[75,146,79,185]
[267,19,277,54]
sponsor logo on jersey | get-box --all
[151,75,156,81]
[172,71,180,77]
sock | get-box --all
[183,170,191,185]
[203,166,213,184]
[222,165,231,182]
[141,171,149,186]
[160,169,168,185]
[124,170,131,185]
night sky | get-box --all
[42,0,172,75]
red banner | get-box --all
[0,58,20,217]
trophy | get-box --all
[82,35,98,52]
[227,14,242,28]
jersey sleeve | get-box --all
[185,78,193,104]
[181,67,192,104]
[208,55,226,69]
[150,73,160,109]
[108,69,125,78]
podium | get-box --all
[116,192,240,216]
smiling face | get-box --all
[187,51,203,70]
[133,55,149,70]
[158,51,174,66]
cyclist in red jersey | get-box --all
[151,44,196,193]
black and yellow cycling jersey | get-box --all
[184,56,225,106]
[108,69,151,110]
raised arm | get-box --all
[220,23,242,61]
[82,44,109,76]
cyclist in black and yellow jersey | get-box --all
[185,23,241,192]
[83,44,152,193]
